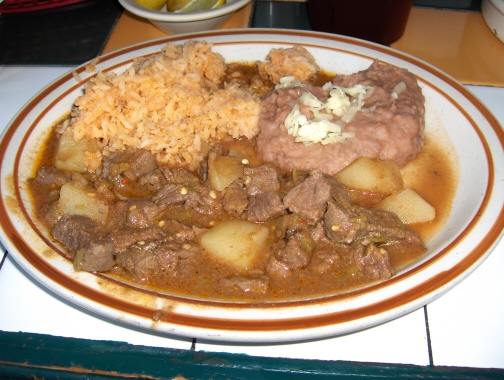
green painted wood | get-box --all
[1,330,503,379]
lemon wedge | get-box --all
[167,0,225,13]
[135,0,167,10]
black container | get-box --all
[307,0,413,45]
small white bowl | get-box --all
[482,0,504,43]
[118,0,252,35]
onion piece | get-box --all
[280,77,371,145]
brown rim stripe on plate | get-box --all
[1,30,503,333]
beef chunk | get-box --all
[105,201,167,231]
[152,184,188,205]
[222,180,249,216]
[244,164,280,195]
[116,243,173,278]
[267,232,313,277]
[52,215,102,256]
[276,233,313,269]
[127,150,158,178]
[104,201,129,231]
[125,201,167,228]
[152,183,215,211]
[160,167,200,185]
[36,167,69,186]
[101,149,157,180]
[385,227,427,261]
[247,192,284,222]
[353,243,395,281]
[155,188,222,219]
[138,169,167,191]
[183,185,224,216]
[74,240,115,272]
[325,174,351,204]
[116,241,192,278]
[159,219,203,242]
[108,227,165,253]
[283,170,331,221]
[324,201,409,244]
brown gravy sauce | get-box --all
[221,133,458,271]
[401,136,458,240]
[29,65,459,300]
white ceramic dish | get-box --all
[482,0,504,43]
[118,0,252,34]
[0,30,503,343]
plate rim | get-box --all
[1,29,503,342]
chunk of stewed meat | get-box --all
[183,185,224,216]
[323,200,409,245]
[277,233,313,269]
[243,164,280,195]
[125,201,167,228]
[283,170,331,221]
[52,215,103,256]
[325,174,351,204]
[267,232,313,277]
[222,180,249,216]
[160,167,200,185]
[126,150,158,178]
[247,191,284,222]
[107,227,165,253]
[101,149,158,180]
[116,241,193,278]
[74,240,115,272]
[138,169,167,191]
[152,184,189,205]
[36,167,69,186]
[158,219,203,243]
[152,183,222,218]
[353,243,395,281]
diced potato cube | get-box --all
[335,157,403,195]
[55,182,109,224]
[374,188,435,224]
[54,128,100,173]
[200,220,269,271]
[208,155,244,191]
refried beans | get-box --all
[256,60,425,175]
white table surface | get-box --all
[0,66,503,369]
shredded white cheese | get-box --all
[282,78,372,145]
[275,76,306,90]
[391,81,406,100]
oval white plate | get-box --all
[0,30,503,343]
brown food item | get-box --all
[34,143,425,301]
[256,60,425,175]
[257,46,320,83]
[28,45,432,301]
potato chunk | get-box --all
[55,182,109,224]
[335,157,403,195]
[200,220,269,271]
[54,128,100,173]
[374,188,435,224]
[208,155,244,191]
